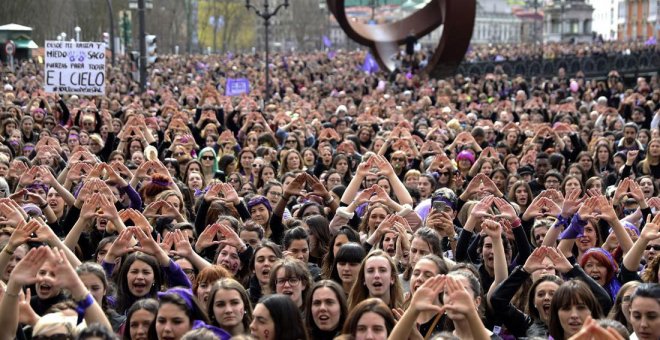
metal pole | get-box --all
[245,0,288,105]
[106,0,116,66]
[138,0,147,92]
[264,0,270,103]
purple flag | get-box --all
[225,78,250,96]
[328,50,336,59]
[645,36,657,45]
[361,52,379,74]
[323,35,332,48]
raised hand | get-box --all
[217,222,246,250]
[493,198,517,221]
[522,246,548,273]
[8,246,52,286]
[203,183,223,203]
[356,157,375,178]
[284,172,306,198]
[471,195,495,220]
[373,155,395,178]
[105,229,135,262]
[142,201,164,218]
[5,220,39,251]
[443,275,478,316]
[0,199,27,227]
[567,315,625,340]
[482,219,502,239]
[593,196,618,223]
[219,182,240,205]
[171,229,195,258]
[306,173,330,200]
[127,209,153,234]
[131,227,170,265]
[577,196,599,220]
[545,247,573,273]
[561,188,584,218]
[538,197,562,217]
[195,224,221,252]
[409,275,446,313]
[641,214,660,242]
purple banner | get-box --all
[225,78,250,96]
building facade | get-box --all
[544,0,595,42]
[617,0,659,40]
[471,0,523,44]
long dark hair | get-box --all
[321,227,360,279]
[123,298,159,340]
[207,278,253,333]
[329,243,366,286]
[148,291,210,339]
[258,294,309,340]
[305,280,348,338]
[115,252,164,314]
[342,298,395,338]
[548,279,603,340]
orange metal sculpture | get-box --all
[327,0,476,78]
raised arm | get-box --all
[484,219,507,304]
[373,155,413,206]
[340,155,374,205]
[623,213,660,272]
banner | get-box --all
[225,78,250,96]
[44,41,106,95]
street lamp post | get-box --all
[245,0,289,104]
[75,26,81,41]
[105,0,116,66]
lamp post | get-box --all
[105,0,116,66]
[75,26,81,41]
[61,32,67,41]
[245,0,289,104]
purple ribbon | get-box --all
[559,213,587,240]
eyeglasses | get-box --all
[33,334,73,340]
[268,191,282,197]
[646,245,660,251]
[285,139,297,144]
[202,156,214,160]
[276,277,301,286]
[252,163,263,168]
[439,171,451,177]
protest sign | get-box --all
[225,78,250,96]
[44,41,106,95]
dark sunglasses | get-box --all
[646,245,660,251]
[202,156,214,160]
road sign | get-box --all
[5,40,15,56]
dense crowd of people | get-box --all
[464,41,658,62]
[0,45,658,340]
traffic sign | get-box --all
[5,40,15,56]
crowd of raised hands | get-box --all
[0,47,659,340]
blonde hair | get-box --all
[33,312,78,337]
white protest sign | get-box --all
[44,41,106,96]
